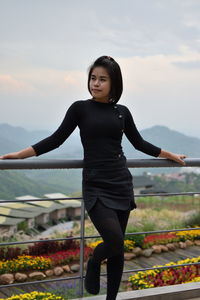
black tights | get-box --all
[88,200,130,300]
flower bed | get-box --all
[128,256,200,290]
[0,247,92,276]
[0,291,64,300]
[125,229,200,250]
[0,235,93,276]
[0,235,79,261]
[42,246,93,265]
[143,233,179,248]
[0,255,51,274]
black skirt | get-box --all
[82,164,136,213]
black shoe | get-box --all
[85,257,101,295]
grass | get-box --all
[127,208,187,231]
[136,195,200,211]
[71,207,191,245]
[184,210,200,227]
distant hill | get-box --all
[0,168,83,200]
[142,125,200,157]
[0,170,69,200]
[123,125,200,158]
[0,123,82,158]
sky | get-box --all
[0,0,200,138]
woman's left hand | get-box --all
[159,150,187,166]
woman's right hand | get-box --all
[0,147,36,160]
[0,152,20,159]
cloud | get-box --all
[115,47,200,136]
[0,74,35,94]
[0,68,87,98]
[119,46,200,95]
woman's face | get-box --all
[89,66,111,103]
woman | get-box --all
[0,56,186,300]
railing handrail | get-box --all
[0,157,200,169]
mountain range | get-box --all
[0,123,200,199]
[1,123,200,158]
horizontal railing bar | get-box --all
[128,158,200,168]
[0,274,81,289]
[0,158,200,170]
[0,192,199,204]
[0,236,81,247]
[0,261,199,289]
[107,262,200,275]
[1,227,200,247]
[135,192,200,197]
[80,226,200,239]
[124,226,200,236]
[0,197,82,203]
[122,262,200,274]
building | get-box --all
[44,193,81,220]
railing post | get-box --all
[79,199,86,297]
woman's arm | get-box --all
[0,146,36,159]
[159,149,186,165]
[0,101,81,159]
[123,106,186,165]
[31,101,80,156]
[124,106,161,157]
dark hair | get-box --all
[87,56,123,103]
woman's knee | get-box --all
[106,235,124,256]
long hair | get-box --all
[88,56,123,103]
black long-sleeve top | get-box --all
[32,99,161,168]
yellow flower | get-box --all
[1,291,64,300]
[88,240,103,249]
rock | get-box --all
[53,266,64,276]
[45,269,54,277]
[173,242,179,248]
[166,243,176,251]
[70,264,80,272]
[132,247,143,256]
[15,272,28,282]
[194,240,200,246]
[179,242,187,249]
[142,249,153,257]
[185,240,194,247]
[152,245,162,254]
[29,272,46,280]
[160,245,168,252]
[0,274,14,285]
[124,253,136,260]
[63,265,71,273]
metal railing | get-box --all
[0,158,200,298]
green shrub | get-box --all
[184,211,200,228]
[125,227,145,248]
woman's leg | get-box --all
[106,209,130,300]
[86,201,130,299]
